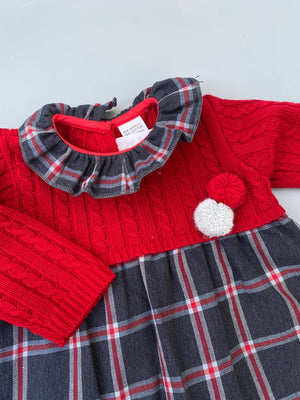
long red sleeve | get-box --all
[205,95,300,188]
[0,201,115,347]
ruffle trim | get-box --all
[18,77,202,198]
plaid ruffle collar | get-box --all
[18,77,202,198]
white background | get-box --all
[0,0,299,221]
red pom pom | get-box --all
[207,173,247,208]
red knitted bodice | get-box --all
[1,95,300,267]
[1,87,300,346]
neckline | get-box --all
[51,96,159,156]
[18,77,202,198]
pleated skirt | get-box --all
[1,214,300,400]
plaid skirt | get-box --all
[1,214,300,400]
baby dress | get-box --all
[0,76,300,400]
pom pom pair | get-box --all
[194,173,246,238]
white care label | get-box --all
[117,115,150,137]
[116,115,152,151]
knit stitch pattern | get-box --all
[0,138,115,346]
[0,93,299,345]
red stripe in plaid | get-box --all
[20,110,38,140]
[104,287,130,400]
[213,240,276,399]
[12,327,25,400]
[176,78,192,135]
[140,131,171,164]
[250,230,300,335]
[101,376,164,400]
[46,159,65,181]
[21,123,73,183]
[17,328,24,400]
[175,248,226,398]
[70,332,79,400]
[233,326,300,360]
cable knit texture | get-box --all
[0,92,300,346]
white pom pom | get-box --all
[193,198,234,237]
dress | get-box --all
[0,76,300,399]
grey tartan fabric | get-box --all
[17,77,202,198]
[1,214,300,399]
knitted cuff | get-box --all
[0,204,116,347]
